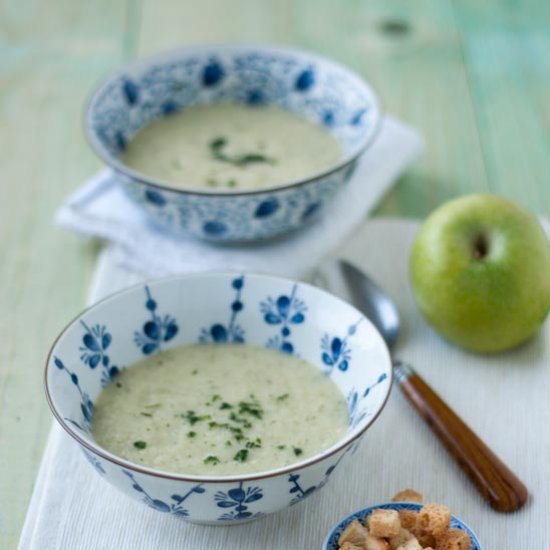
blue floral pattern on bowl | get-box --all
[78,321,122,387]
[53,356,94,433]
[287,442,354,506]
[124,470,205,518]
[323,502,482,550]
[347,373,389,429]
[133,285,179,354]
[82,448,106,475]
[322,317,363,373]
[45,273,392,524]
[215,481,264,521]
[85,45,382,241]
[199,276,245,343]
[260,283,306,353]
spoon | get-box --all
[312,258,528,513]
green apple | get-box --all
[410,194,550,353]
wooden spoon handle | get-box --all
[394,361,528,513]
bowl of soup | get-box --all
[45,273,392,523]
[85,44,382,242]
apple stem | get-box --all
[473,233,488,260]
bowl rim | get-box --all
[83,42,384,197]
[322,502,482,550]
[44,271,393,483]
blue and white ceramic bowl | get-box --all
[323,502,482,549]
[45,273,392,524]
[85,44,382,242]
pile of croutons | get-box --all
[337,489,471,550]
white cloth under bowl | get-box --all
[55,117,423,278]
[20,219,550,548]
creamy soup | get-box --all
[92,344,348,475]
[121,103,342,191]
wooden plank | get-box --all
[288,0,492,217]
[451,0,550,215]
[0,1,131,546]
[136,0,298,54]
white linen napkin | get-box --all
[55,117,423,279]
[20,219,550,549]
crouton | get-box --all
[367,509,401,538]
[392,489,423,503]
[389,528,414,549]
[340,543,363,550]
[413,528,437,549]
[337,491,475,550]
[416,503,451,537]
[398,510,418,531]
[435,528,472,550]
[338,519,369,547]
[364,534,391,550]
[396,539,422,550]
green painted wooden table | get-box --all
[1,0,549,547]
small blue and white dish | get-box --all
[323,502,482,549]
[85,44,382,242]
[45,272,392,524]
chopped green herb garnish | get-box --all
[210,136,227,149]
[229,412,252,428]
[233,449,249,463]
[293,447,303,456]
[225,440,232,446]
[204,455,220,465]
[227,179,237,188]
[231,416,252,429]
[276,393,289,402]
[192,369,198,375]
[237,153,273,165]
[220,402,233,410]
[209,136,275,167]
[187,431,196,438]
[211,394,222,402]
[238,400,263,419]
[140,412,153,417]
[133,441,147,450]
[206,178,219,187]
[208,421,231,430]
[182,410,211,425]
[245,437,262,449]
[277,444,286,450]
[115,382,122,388]
[144,403,161,409]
